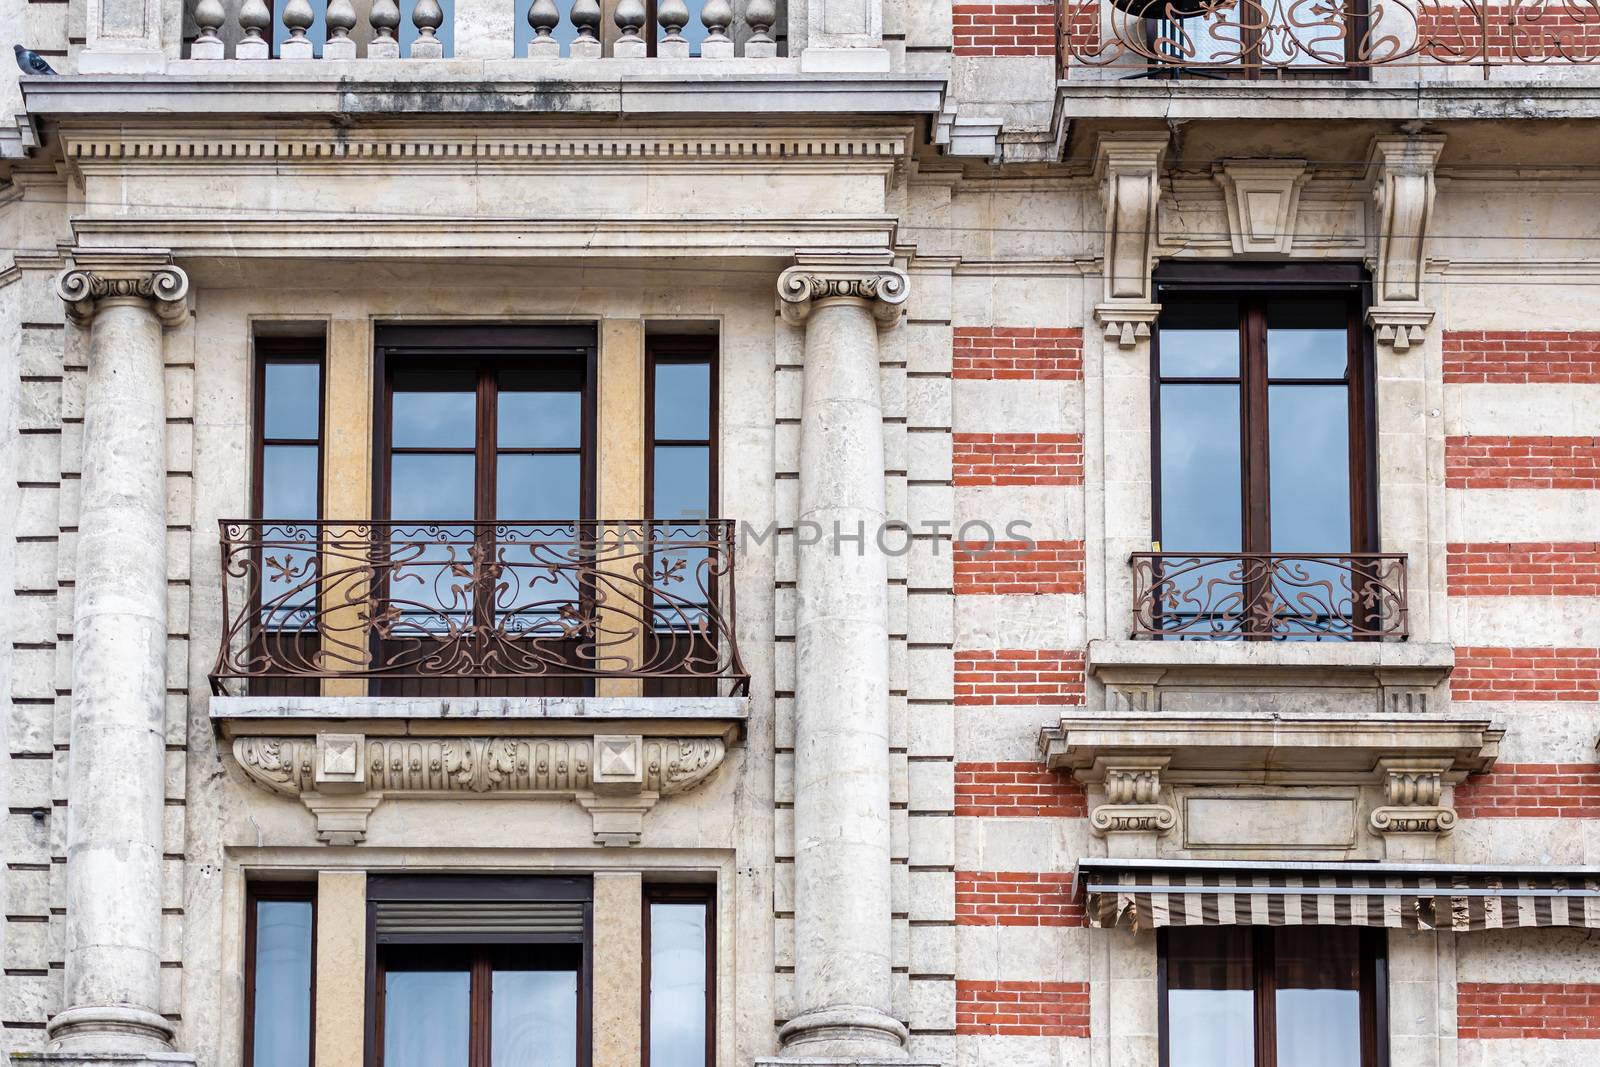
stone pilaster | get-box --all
[46,254,191,1061]
[772,261,910,1062]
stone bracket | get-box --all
[1366,135,1446,352]
[1086,758,1177,838]
[1368,759,1457,837]
[1094,131,1168,349]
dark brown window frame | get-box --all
[363,874,594,1067]
[641,884,716,1067]
[244,881,318,1067]
[1156,926,1389,1067]
[1150,262,1379,558]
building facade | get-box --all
[2,3,1599,1066]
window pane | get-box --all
[383,969,469,1067]
[262,446,319,520]
[654,445,710,520]
[1160,302,1239,378]
[497,454,580,519]
[391,454,475,521]
[1268,299,1349,380]
[1159,384,1242,552]
[251,899,312,1067]
[264,362,321,440]
[498,389,582,450]
[650,901,708,1067]
[1274,928,1362,1067]
[492,967,578,1067]
[1166,928,1254,1067]
[392,377,476,449]
[1268,385,1351,554]
[655,361,711,440]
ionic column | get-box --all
[49,255,189,1057]
[775,262,909,1061]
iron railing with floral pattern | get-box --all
[211,519,748,694]
[1130,551,1409,640]
[1058,1,1600,76]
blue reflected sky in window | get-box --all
[491,969,578,1067]
[653,445,709,519]
[1168,987,1254,1067]
[649,902,708,1067]
[1268,385,1350,554]
[498,390,582,449]
[1158,383,1241,552]
[383,969,470,1067]
[263,446,319,520]
[399,0,457,55]
[252,900,313,1067]
[1159,301,1238,378]
[1267,299,1348,380]
[264,362,320,439]
[392,386,475,449]
[391,453,475,520]
[514,0,582,56]
[654,362,711,439]
[496,453,580,519]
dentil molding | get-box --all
[233,732,727,846]
[55,252,189,327]
[777,262,910,326]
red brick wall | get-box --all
[956,871,1085,926]
[953,433,1084,486]
[1444,436,1600,490]
[1458,982,1600,1039]
[952,327,1084,380]
[954,540,1085,595]
[1452,646,1600,702]
[956,980,1091,1037]
[954,762,1087,817]
[1455,764,1600,819]
[954,649,1086,706]
[952,3,1057,58]
[1447,542,1600,597]
[1444,330,1600,384]
[1420,11,1600,65]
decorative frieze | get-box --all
[232,733,727,846]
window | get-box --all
[366,875,591,1067]
[1160,927,1387,1067]
[245,884,316,1067]
[643,887,714,1067]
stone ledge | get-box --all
[10,1057,197,1066]
[1089,638,1455,675]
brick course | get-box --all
[953,433,1084,486]
[954,539,1085,595]
[954,649,1086,706]
[952,3,1058,58]
[1452,647,1600,702]
[1444,330,1600,384]
[1458,982,1600,1039]
[956,871,1085,926]
[1444,436,1600,490]
[954,762,1087,818]
[1447,542,1600,597]
[1454,764,1600,819]
[956,980,1092,1037]
[952,326,1084,380]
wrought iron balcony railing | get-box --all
[212,519,748,696]
[1058,1,1600,77]
[1130,551,1409,640]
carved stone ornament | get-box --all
[1365,135,1445,352]
[1090,760,1177,838]
[1369,761,1457,836]
[233,733,727,846]
[777,263,910,326]
[1093,132,1168,349]
[1215,160,1310,256]
[55,257,190,328]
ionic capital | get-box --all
[777,263,909,327]
[56,254,189,328]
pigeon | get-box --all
[14,45,57,76]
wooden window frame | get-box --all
[363,874,594,1067]
[644,336,720,523]
[1156,926,1389,1067]
[641,884,716,1067]
[244,882,318,1067]
[1150,263,1378,558]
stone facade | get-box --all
[2,3,1600,1067]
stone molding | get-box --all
[1215,160,1310,256]
[777,263,910,326]
[1369,761,1458,836]
[232,732,727,846]
[55,253,189,327]
[1088,759,1177,838]
[1093,131,1167,349]
[1366,134,1446,352]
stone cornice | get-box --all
[55,252,189,327]
[777,263,910,325]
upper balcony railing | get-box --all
[185,0,782,61]
[211,519,749,697]
[1057,0,1600,78]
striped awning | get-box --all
[1077,859,1600,933]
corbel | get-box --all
[1093,132,1169,349]
[1366,135,1446,353]
[1089,757,1177,838]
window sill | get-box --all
[1089,638,1454,677]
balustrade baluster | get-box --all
[192,0,226,59]
[325,0,358,58]
[411,0,446,57]
[237,0,272,58]
[280,0,316,59]
[527,0,561,58]
[370,0,403,57]
[745,0,778,57]
[571,0,603,58]
[614,0,648,58]
[701,0,734,57]
[657,0,691,57]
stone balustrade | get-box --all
[189,0,780,60]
